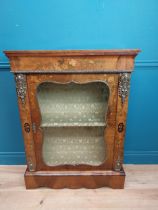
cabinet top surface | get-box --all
[4,49,140,57]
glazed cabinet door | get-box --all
[27,74,118,171]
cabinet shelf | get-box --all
[41,122,106,128]
[40,115,106,127]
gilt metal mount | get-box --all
[15,74,27,104]
[28,158,35,172]
[118,73,130,104]
[114,155,122,171]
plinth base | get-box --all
[24,168,125,189]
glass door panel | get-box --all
[37,82,110,166]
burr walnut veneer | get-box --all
[4,50,140,189]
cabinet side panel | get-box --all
[113,73,131,171]
[14,74,36,171]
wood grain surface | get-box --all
[4,50,140,72]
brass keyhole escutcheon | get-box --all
[24,123,30,133]
[118,123,124,133]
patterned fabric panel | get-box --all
[42,127,106,166]
[37,82,109,126]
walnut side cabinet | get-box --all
[4,50,140,189]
